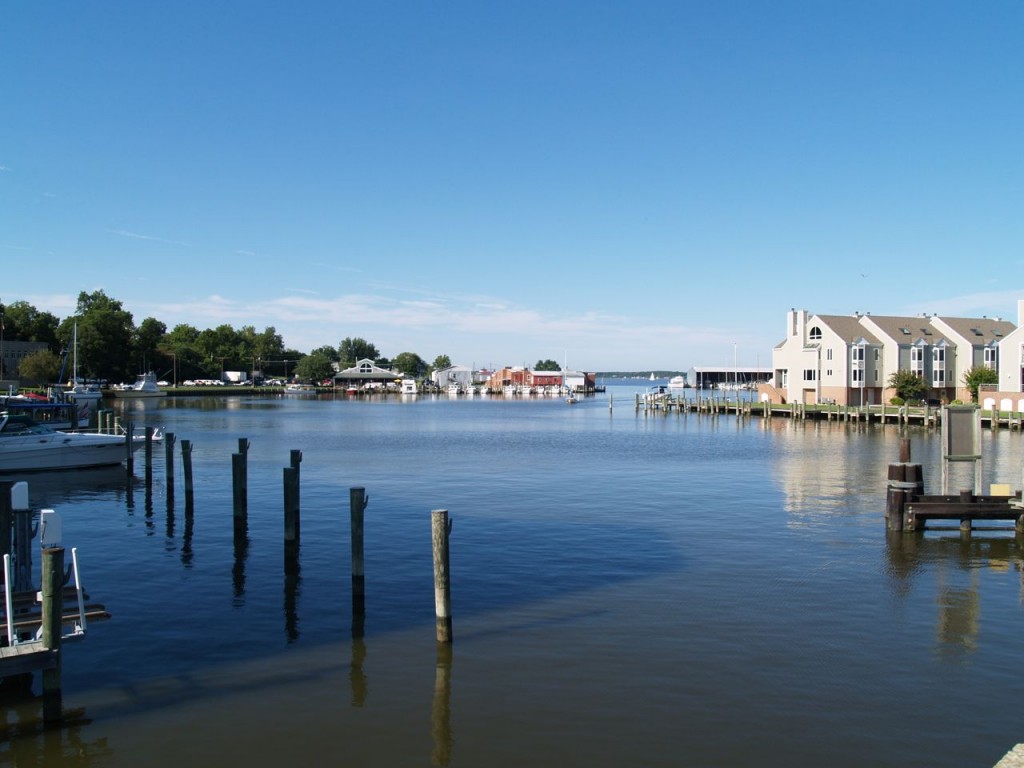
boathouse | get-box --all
[332,358,402,392]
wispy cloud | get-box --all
[0,165,10,172]
[108,229,190,247]
[900,289,1024,319]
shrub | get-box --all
[890,396,905,406]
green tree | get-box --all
[888,369,928,403]
[393,352,426,377]
[432,354,452,371]
[1,300,60,348]
[134,317,167,375]
[17,349,61,386]
[294,350,335,383]
[309,345,339,361]
[963,365,998,403]
[58,290,135,383]
[338,337,379,367]
[535,359,561,371]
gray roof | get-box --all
[859,315,950,345]
[814,315,882,344]
[934,315,1014,344]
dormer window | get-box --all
[809,326,822,340]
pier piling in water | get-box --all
[144,426,154,488]
[41,546,64,723]
[431,509,453,643]
[284,450,302,558]
[350,487,368,616]
[232,438,249,522]
[124,421,134,475]
[164,432,176,506]
[181,439,195,514]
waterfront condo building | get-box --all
[768,308,1015,406]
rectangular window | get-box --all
[803,369,816,381]
[826,349,833,361]
[852,369,864,383]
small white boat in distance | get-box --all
[0,412,152,472]
[668,375,686,391]
[110,372,167,398]
[283,383,318,395]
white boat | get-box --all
[0,396,89,430]
[65,322,104,403]
[283,383,318,395]
[446,383,462,396]
[668,375,686,391]
[110,372,167,398]
[0,412,151,473]
[401,379,418,395]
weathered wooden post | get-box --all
[124,420,134,475]
[181,439,195,515]
[41,546,65,723]
[350,487,368,616]
[164,431,176,505]
[887,439,923,532]
[233,438,249,522]
[431,509,453,643]
[144,426,154,488]
[283,465,300,549]
[886,463,909,532]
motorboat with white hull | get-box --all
[0,413,153,473]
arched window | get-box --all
[809,326,822,340]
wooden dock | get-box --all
[884,440,1024,533]
[635,393,1024,430]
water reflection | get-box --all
[232,522,248,606]
[0,690,108,765]
[886,531,1024,657]
[284,547,301,644]
[431,644,453,767]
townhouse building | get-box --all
[769,308,1014,406]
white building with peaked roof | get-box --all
[769,307,1016,406]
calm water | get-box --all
[3,383,1024,767]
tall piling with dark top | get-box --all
[144,426,154,488]
[350,487,368,617]
[181,439,195,515]
[164,432,176,505]
[233,438,249,522]
[41,546,65,723]
[886,440,924,532]
[431,509,453,643]
[124,421,134,475]
[283,450,302,550]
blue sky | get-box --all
[3,1,1022,371]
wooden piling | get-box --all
[283,467,300,545]
[350,487,368,615]
[144,426,154,488]
[164,432,176,501]
[41,546,64,723]
[232,438,249,521]
[181,439,195,514]
[431,509,453,643]
[124,421,134,475]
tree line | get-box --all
[0,290,459,385]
